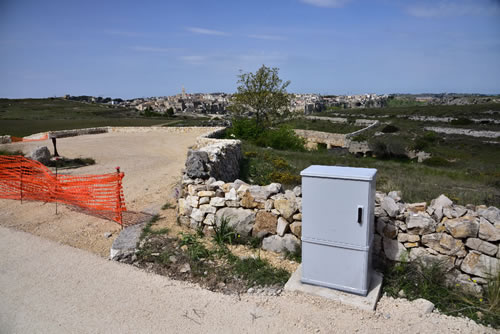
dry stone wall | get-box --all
[373,191,500,296]
[177,129,499,293]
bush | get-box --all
[255,126,305,151]
[370,139,408,160]
[411,131,440,151]
[382,124,400,133]
[451,118,473,126]
[226,118,264,141]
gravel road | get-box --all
[0,226,495,334]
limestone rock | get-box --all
[383,223,398,239]
[252,211,277,238]
[383,238,408,261]
[381,196,399,217]
[421,233,466,257]
[478,217,500,242]
[277,217,289,237]
[412,298,434,314]
[461,251,500,278]
[225,200,239,207]
[186,195,199,208]
[262,234,300,253]
[409,247,455,272]
[225,188,238,201]
[406,213,436,235]
[293,186,302,197]
[190,208,205,222]
[29,146,51,165]
[203,214,215,226]
[478,206,500,224]
[296,197,302,213]
[388,190,402,202]
[209,197,226,207]
[265,199,274,212]
[407,202,427,213]
[404,242,419,248]
[215,208,256,236]
[290,221,302,238]
[240,191,258,209]
[293,213,302,221]
[236,184,250,197]
[178,198,192,216]
[199,204,216,215]
[430,194,453,221]
[274,198,298,221]
[248,183,282,201]
[185,150,209,179]
[375,206,387,217]
[444,215,479,238]
[199,197,210,205]
[465,238,498,256]
[397,233,420,243]
[197,190,215,197]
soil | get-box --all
[0,129,212,257]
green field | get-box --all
[0,98,199,136]
[240,103,500,207]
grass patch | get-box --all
[383,260,500,328]
[45,157,95,169]
[284,118,363,134]
[228,255,291,287]
[0,149,23,156]
[139,214,162,241]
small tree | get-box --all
[231,65,291,129]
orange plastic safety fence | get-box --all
[11,133,49,142]
[0,156,126,225]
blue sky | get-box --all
[1,0,499,98]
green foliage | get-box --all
[369,139,408,160]
[0,149,23,156]
[139,215,162,241]
[451,117,474,126]
[178,232,210,261]
[423,156,452,167]
[230,65,291,128]
[230,256,291,287]
[284,244,302,263]
[227,120,304,151]
[381,124,400,133]
[383,261,500,328]
[212,216,238,246]
[166,107,175,117]
[412,131,440,151]
[45,157,95,169]
[284,118,363,134]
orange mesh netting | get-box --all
[0,156,126,225]
[11,133,49,142]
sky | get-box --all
[1,0,499,98]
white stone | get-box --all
[465,238,498,256]
[199,197,210,205]
[277,217,289,237]
[209,197,226,207]
[383,238,408,261]
[478,217,500,241]
[225,188,238,201]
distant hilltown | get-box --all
[63,90,500,116]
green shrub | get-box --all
[370,139,408,160]
[381,124,400,133]
[178,232,210,261]
[255,125,305,151]
[226,118,264,141]
[212,216,238,246]
[423,156,451,167]
[451,118,473,126]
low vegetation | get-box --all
[135,215,291,293]
[383,260,500,328]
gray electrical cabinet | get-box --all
[300,165,377,296]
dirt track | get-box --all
[0,129,211,256]
[0,225,493,334]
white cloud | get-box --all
[180,55,209,65]
[406,0,500,18]
[300,0,351,8]
[248,34,286,41]
[186,27,229,36]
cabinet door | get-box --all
[302,176,370,247]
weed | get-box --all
[230,256,291,287]
[284,245,302,263]
[139,215,161,240]
[161,202,175,210]
[46,157,95,169]
[212,216,238,246]
[178,232,210,261]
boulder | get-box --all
[407,202,427,213]
[215,208,256,236]
[252,211,277,238]
[383,238,408,261]
[406,213,436,235]
[277,217,289,237]
[290,221,302,238]
[240,191,258,209]
[478,206,500,224]
[461,251,500,278]
[29,146,51,165]
[478,217,500,242]
[383,223,398,239]
[185,150,209,179]
[293,186,302,197]
[465,238,498,256]
[262,234,300,253]
[274,198,298,221]
[381,196,399,217]
[444,216,479,238]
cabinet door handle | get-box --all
[357,206,363,224]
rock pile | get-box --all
[178,176,302,254]
[374,192,500,296]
